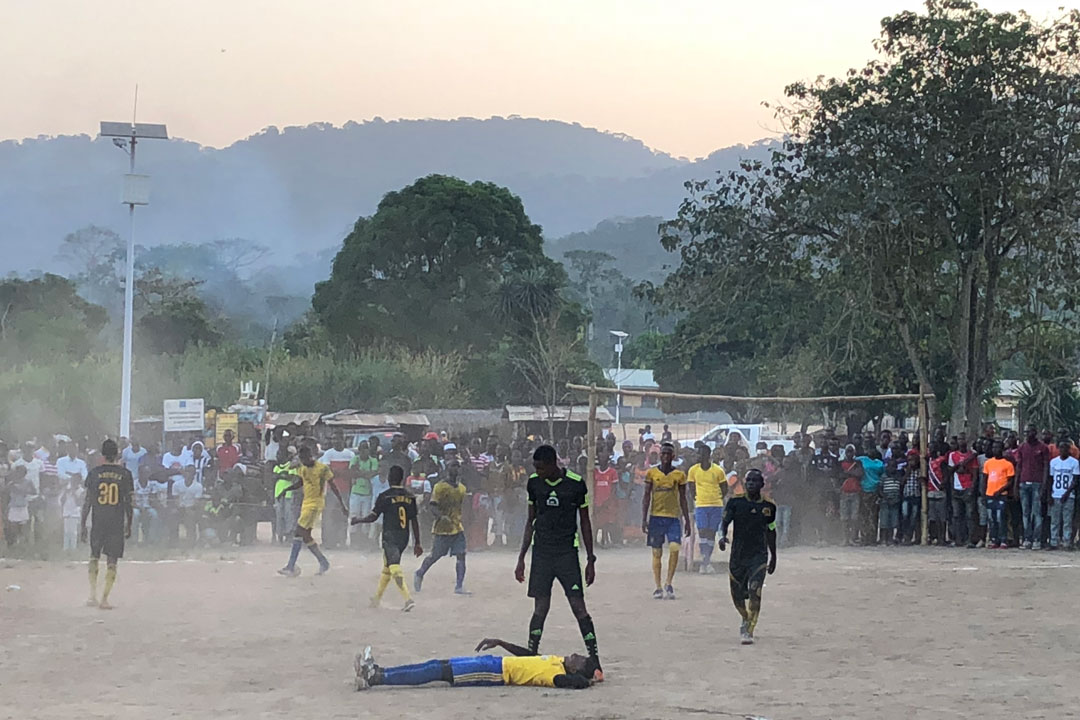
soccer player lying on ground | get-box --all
[351,464,422,611]
[718,468,777,645]
[353,638,600,691]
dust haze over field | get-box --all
[3,545,1077,720]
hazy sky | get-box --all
[2,0,1069,158]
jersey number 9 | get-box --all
[398,506,407,529]
[98,482,120,506]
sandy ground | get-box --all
[2,542,1078,720]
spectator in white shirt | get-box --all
[122,439,148,480]
[175,472,205,546]
[12,443,45,544]
[132,475,160,544]
[55,442,88,486]
[59,474,85,550]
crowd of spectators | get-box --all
[3,420,1074,556]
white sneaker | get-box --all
[354,646,375,691]
[1024,541,1033,550]
[698,564,708,575]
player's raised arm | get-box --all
[474,637,534,656]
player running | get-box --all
[414,458,469,594]
[642,442,691,599]
[516,444,602,678]
[688,442,728,574]
[353,638,599,691]
[351,465,422,611]
[80,439,134,610]
[718,468,777,645]
[277,445,348,577]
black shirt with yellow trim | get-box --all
[527,469,588,553]
[723,494,777,566]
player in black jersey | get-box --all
[80,439,134,610]
[352,465,421,611]
[515,444,602,681]
[719,468,777,645]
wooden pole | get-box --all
[586,387,598,503]
[565,383,921,404]
[919,392,930,546]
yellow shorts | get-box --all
[298,504,323,531]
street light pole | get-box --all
[99,114,168,439]
[610,330,629,429]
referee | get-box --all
[515,445,602,680]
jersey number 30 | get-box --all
[98,482,120,506]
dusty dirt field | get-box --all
[2,542,1077,720]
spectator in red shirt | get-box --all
[592,450,619,547]
[927,449,949,546]
[1015,425,1050,549]
[947,435,978,547]
[216,429,241,476]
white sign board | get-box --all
[163,398,205,432]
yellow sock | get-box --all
[389,565,411,601]
[373,568,392,604]
[651,548,663,589]
[102,566,117,603]
[88,558,99,600]
[666,544,680,585]
[748,595,762,633]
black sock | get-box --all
[528,613,545,654]
[577,614,599,665]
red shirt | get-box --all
[840,460,861,494]
[593,466,617,506]
[928,456,947,493]
[948,450,978,491]
[216,443,240,472]
[1016,440,1050,484]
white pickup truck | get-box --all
[695,424,797,455]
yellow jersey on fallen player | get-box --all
[502,655,566,687]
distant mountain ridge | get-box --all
[0,117,777,271]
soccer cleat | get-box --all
[652,588,664,600]
[402,598,416,613]
[413,570,423,593]
[369,597,381,609]
[354,647,375,691]
[664,585,676,600]
[277,566,301,578]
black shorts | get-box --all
[528,550,583,599]
[90,522,125,560]
[382,540,407,567]
[728,555,768,598]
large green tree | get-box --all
[313,174,560,354]
[652,1,1080,433]
[0,274,107,365]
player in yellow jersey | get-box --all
[414,458,470,594]
[688,443,728,574]
[276,445,348,577]
[353,638,599,691]
[80,439,134,610]
[642,442,691,599]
